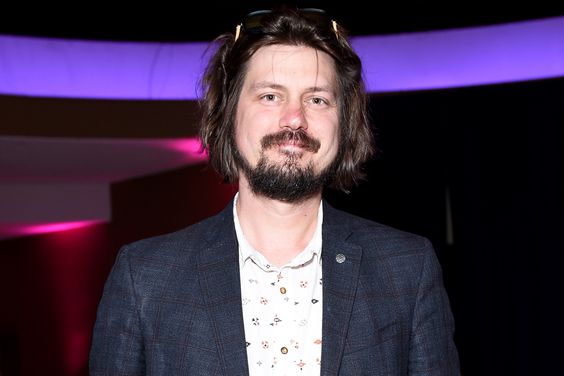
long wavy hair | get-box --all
[199,5,374,191]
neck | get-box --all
[236,175,322,267]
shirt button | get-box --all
[281,346,288,354]
[280,287,287,294]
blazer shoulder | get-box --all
[324,203,433,258]
[119,203,234,262]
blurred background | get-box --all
[1,1,563,375]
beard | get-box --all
[234,129,336,203]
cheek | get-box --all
[322,123,340,156]
[236,107,274,139]
[234,114,268,160]
[234,109,254,145]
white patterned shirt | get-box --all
[233,194,323,375]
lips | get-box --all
[277,138,307,149]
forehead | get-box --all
[244,44,336,87]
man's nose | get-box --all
[279,102,307,130]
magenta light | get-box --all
[2,220,103,238]
[0,136,208,182]
[160,138,208,162]
[1,16,563,99]
[65,329,91,375]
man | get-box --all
[90,6,460,375]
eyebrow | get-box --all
[250,81,335,95]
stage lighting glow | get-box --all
[1,17,562,99]
[0,221,103,239]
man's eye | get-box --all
[261,94,277,101]
[310,97,328,105]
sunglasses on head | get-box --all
[234,8,339,42]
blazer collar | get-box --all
[197,201,250,375]
[197,200,363,376]
[320,202,363,376]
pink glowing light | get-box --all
[159,138,209,162]
[0,220,104,239]
[66,329,91,375]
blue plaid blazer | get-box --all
[90,201,460,375]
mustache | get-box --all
[260,129,321,153]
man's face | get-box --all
[234,44,340,201]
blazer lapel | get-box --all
[195,201,363,375]
[197,203,249,376]
[320,203,363,376]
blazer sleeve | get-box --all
[408,239,460,375]
[89,246,146,375]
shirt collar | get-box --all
[233,192,323,269]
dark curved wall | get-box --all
[326,76,563,375]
